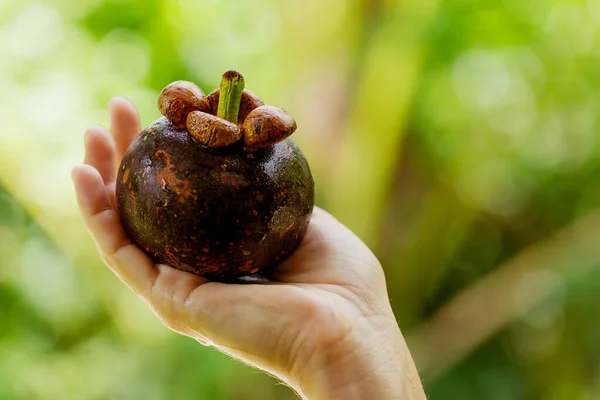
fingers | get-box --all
[109,97,141,165]
[72,164,157,298]
[84,126,116,184]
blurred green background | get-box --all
[1,0,600,398]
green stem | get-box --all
[217,70,245,123]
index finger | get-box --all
[109,97,141,166]
[72,164,158,298]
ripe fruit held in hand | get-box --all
[116,71,314,280]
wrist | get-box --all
[293,314,426,400]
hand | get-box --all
[72,98,426,400]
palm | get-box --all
[73,98,391,381]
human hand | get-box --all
[72,98,426,400]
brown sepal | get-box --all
[159,81,211,129]
[242,106,297,152]
[186,111,242,148]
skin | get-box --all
[72,97,427,400]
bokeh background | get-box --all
[1,0,600,398]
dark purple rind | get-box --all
[116,117,314,280]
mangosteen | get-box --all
[116,71,314,280]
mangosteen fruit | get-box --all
[116,71,314,280]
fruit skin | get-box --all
[116,117,314,280]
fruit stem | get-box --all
[217,70,245,123]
